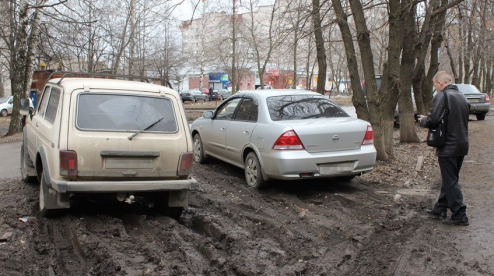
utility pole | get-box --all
[231,0,236,93]
[199,0,207,92]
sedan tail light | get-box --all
[362,125,374,145]
[272,130,304,150]
[60,150,78,176]
[485,94,490,103]
[178,152,193,176]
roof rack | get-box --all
[46,71,173,89]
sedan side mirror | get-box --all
[203,110,213,119]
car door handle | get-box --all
[243,130,249,134]
[36,123,39,127]
[220,127,226,131]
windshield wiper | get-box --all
[128,117,164,140]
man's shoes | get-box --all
[425,209,447,220]
[442,217,469,226]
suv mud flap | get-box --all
[168,190,190,207]
[42,183,70,209]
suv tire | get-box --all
[476,113,486,120]
[20,144,37,183]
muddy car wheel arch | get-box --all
[244,152,266,189]
[193,134,208,164]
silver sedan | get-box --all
[190,90,377,189]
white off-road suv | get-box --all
[20,73,197,218]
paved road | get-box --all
[0,141,21,179]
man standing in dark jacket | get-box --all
[417,71,470,226]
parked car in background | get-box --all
[190,90,376,189]
[0,96,14,117]
[181,90,208,103]
[20,73,196,218]
[190,89,209,102]
[0,96,34,117]
[433,84,490,120]
[256,84,273,90]
[455,84,490,120]
[212,89,232,100]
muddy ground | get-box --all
[0,104,493,275]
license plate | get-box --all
[319,162,355,174]
[467,98,480,103]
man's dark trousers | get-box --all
[433,156,467,220]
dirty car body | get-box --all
[190,90,376,188]
[20,75,196,218]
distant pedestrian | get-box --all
[417,71,470,226]
[209,86,214,101]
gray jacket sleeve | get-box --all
[419,92,447,128]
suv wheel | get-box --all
[476,113,486,120]
[154,192,184,220]
[0,109,7,117]
[193,134,208,163]
[244,152,266,189]
[20,144,37,183]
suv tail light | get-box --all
[60,150,77,176]
[485,94,490,103]
[362,125,374,145]
[272,130,304,150]
[178,152,193,176]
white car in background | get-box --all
[0,96,14,117]
[190,90,376,189]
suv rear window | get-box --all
[267,95,349,121]
[76,93,178,132]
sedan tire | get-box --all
[0,109,7,117]
[193,134,208,164]
[244,152,266,189]
[476,113,486,120]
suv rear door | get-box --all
[68,91,188,179]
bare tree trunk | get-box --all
[331,0,369,122]
[445,38,459,82]
[348,0,387,160]
[8,0,46,136]
[398,0,420,143]
[312,0,326,95]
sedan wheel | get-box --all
[193,134,208,163]
[0,109,7,117]
[244,152,266,189]
[476,113,486,120]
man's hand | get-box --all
[418,115,426,122]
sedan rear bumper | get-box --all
[51,177,198,193]
[469,103,490,114]
[260,145,377,180]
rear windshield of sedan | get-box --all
[76,93,178,132]
[456,84,481,94]
[267,95,349,121]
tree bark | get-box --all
[348,0,387,160]
[312,0,327,95]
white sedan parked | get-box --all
[190,90,376,189]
